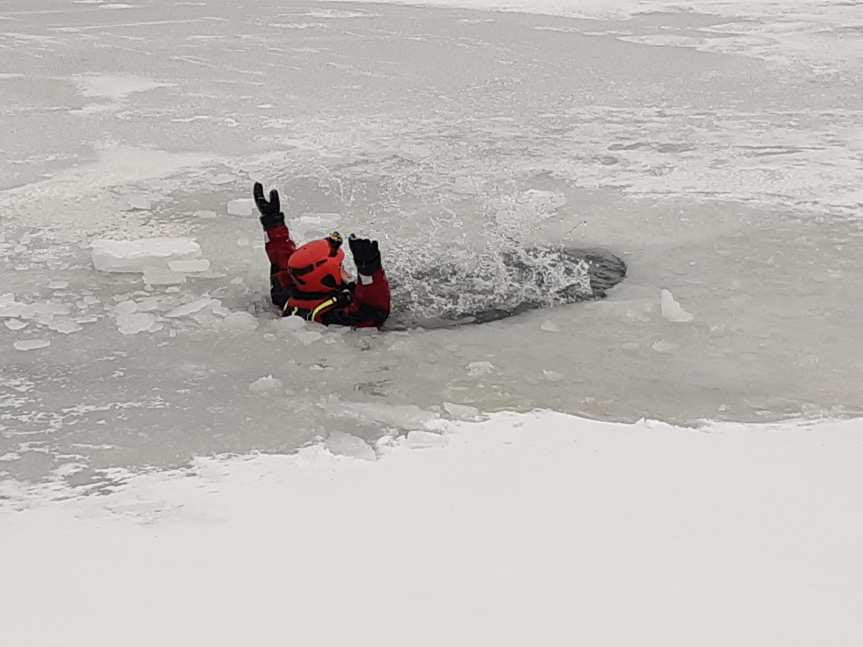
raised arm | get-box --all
[253,182,296,308]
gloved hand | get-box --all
[253,182,285,230]
[348,234,382,275]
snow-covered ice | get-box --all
[3,411,863,646]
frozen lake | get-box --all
[1,0,861,491]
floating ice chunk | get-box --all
[193,210,217,219]
[208,173,235,185]
[117,312,156,335]
[164,298,215,319]
[14,339,50,351]
[332,401,438,430]
[210,302,230,318]
[126,195,152,211]
[112,300,138,316]
[294,330,323,345]
[143,268,187,286]
[4,319,27,331]
[540,320,560,332]
[226,198,254,217]
[272,316,306,331]
[404,430,447,449]
[466,360,495,376]
[48,280,69,290]
[48,318,83,334]
[442,402,482,421]
[652,340,679,353]
[248,375,284,394]
[325,432,376,461]
[134,297,162,312]
[91,238,202,273]
[543,369,565,382]
[0,294,28,319]
[236,237,250,247]
[218,311,258,332]
[660,288,694,323]
[168,259,210,273]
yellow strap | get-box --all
[309,297,337,322]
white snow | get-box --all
[3,411,862,646]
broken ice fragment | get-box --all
[442,402,481,420]
[116,312,156,335]
[208,173,235,185]
[91,238,202,273]
[248,375,284,393]
[143,268,186,286]
[660,288,694,323]
[112,300,138,316]
[217,311,258,332]
[226,198,254,217]
[14,339,51,351]
[48,318,83,334]
[466,360,495,376]
[404,431,447,449]
[168,259,210,273]
[164,297,215,318]
[127,196,152,211]
[540,320,560,332]
[325,432,376,460]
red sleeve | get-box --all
[264,224,297,303]
[315,269,391,328]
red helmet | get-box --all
[287,234,346,297]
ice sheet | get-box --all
[2,411,862,646]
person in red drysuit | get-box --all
[253,182,391,328]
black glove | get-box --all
[253,182,285,230]
[348,234,382,275]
